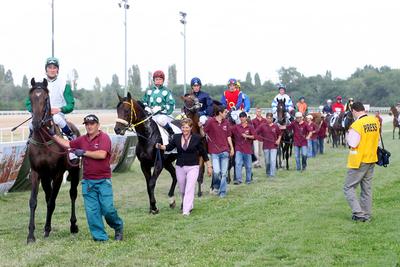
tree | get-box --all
[254,73,261,88]
[278,67,303,89]
[128,64,141,93]
[168,64,177,86]
[71,69,79,90]
[22,75,29,88]
[4,69,14,85]
[245,72,252,85]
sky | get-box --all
[1,0,400,90]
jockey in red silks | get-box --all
[221,78,243,111]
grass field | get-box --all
[0,124,399,266]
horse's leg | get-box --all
[285,144,290,170]
[27,171,39,243]
[69,167,80,234]
[197,157,205,197]
[140,162,159,214]
[163,159,177,209]
[43,171,64,237]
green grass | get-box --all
[1,124,399,266]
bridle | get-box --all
[30,86,53,130]
[115,98,153,131]
[183,95,201,112]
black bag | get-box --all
[376,132,391,167]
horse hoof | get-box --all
[169,201,176,209]
[44,231,50,238]
[27,236,36,244]
[70,225,79,234]
[198,191,203,198]
[149,208,159,215]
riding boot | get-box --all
[301,155,307,171]
[61,125,76,140]
[27,129,33,144]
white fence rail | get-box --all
[0,124,116,143]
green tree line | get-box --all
[0,64,398,110]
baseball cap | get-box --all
[83,114,99,124]
[295,112,303,118]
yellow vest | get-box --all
[347,115,380,168]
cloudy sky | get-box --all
[0,0,399,90]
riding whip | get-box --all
[11,116,32,132]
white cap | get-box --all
[295,112,303,118]
[306,114,313,119]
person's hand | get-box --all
[275,140,280,145]
[73,149,85,157]
[155,143,164,150]
[229,148,235,157]
[51,107,61,115]
[47,127,56,136]
[144,106,152,114]
[152,106,162,114]
[207,165,212,176]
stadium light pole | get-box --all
[119,0,130,97]
[179,12,187,95]
[51,0,55,57]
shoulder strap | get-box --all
[380,131,385,149]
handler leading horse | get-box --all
[114,93,177,214]
[27,78,80,243]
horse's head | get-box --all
[276,98,287,125]
[181,93,201,115]
[29,78,51,131]
[114,92,146,135]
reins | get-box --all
[116,99,154,132]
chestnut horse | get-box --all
[114,93,177,214]
[27,78,80,243]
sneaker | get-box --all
[114,229,123,241]
[219,193,226,198]
[233,181,242,185]
[351,215,367,222]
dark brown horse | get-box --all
[27,78,81,243]
[275,99,293,170]
[114,93,177,214]
[389,106,400,139]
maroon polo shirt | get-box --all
[203,117,232,154]
[70,130,112,180]
[232,123,256,154]
[287,121,310,147]
[256,123,281,149]
[308,122,318,140]
[251,117,267,130]
[317,120,327,138]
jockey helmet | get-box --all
[236,81,241,89]
[327,99,332,103]
[336,95,342,100]
[45,57,59,69]
[278,84,286,90]
[299,96,305,100]
[227,78,237,86]
[153,70,165,81]
[190,77,202,87]
[348,97,354,101]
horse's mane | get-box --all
[212,100,223,106]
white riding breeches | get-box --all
[153,114,172,127]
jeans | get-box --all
[81,179,123,241]
[263,149,277,177]
[317,137,325,154]
[294,146,308,171]
[308,139,318,158]
[211,152,229,196]
[235,151,252,183]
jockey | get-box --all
[190,77,214,125]
[236,81,251,112]
[330,96,345,127]
[25,57,76,140]
[322,99,333,114]
[221,78,243,111]
[142,70,176,135]
[296,96,308,115]
[332,95,345,113]
[271,84,294,121]
[345,97,354,112]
